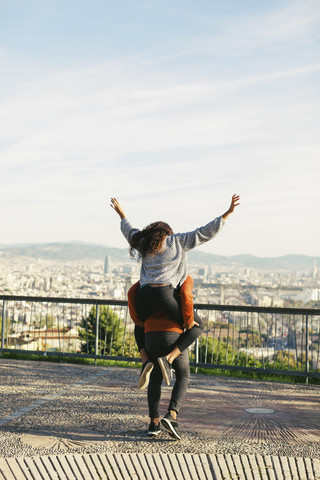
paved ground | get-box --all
[1,452,320,479]
[0,359,320,478]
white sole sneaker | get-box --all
[161,416,181,440]
[157,357,171,386]
[138,362,154,390]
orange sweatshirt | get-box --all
[127,275,194,333]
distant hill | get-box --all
[0,242,126,262]
[189,251,320,271]
[0,242,319,271]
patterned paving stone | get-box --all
[0,359,320,461]
[21,427,107,451]
[133,375,320,450]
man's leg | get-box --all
[128,283,154,389]
[161,347,190,440]
[168,348,191,414]
[145,331,181,433]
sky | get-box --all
[0,0,319,257]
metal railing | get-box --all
[1,295,320,382]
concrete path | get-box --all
[0,359,320,479]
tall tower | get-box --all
[104,255,111,274]
[313,260,318,279]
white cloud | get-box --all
[1,1,320,255]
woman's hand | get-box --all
[228,194,240,213]
[222,194,240,220]
[110,197,126,220]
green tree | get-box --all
[79,305,127,356]
[39,314,55,329]
[271,350,298,370]
[198,336,263,368]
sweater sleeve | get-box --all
[120,218,140,243]
[127,281,142,325]
[175,216,225,251]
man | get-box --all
[129,286,203,440]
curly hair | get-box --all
[129,221,173,259]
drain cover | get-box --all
[246,408,274,414]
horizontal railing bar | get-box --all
[1,295,319,316]
[0,295,127,306]
[0,348,141,363]
[194,304,320,315]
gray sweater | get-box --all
[120,216,225,288]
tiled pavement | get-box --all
[0,359,320,479]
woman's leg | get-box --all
[174,311,204,352]
[136,285,183,324]
[164,275,203,364]
[129,275,194,328]
[135,286,159,322]
[152,286,183,324]
[163,311,204,367]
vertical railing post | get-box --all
[94,303,100,366]
[305,313,309,384]
[194,338,199,374]
[1,299,5,354]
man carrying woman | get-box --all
[110,194,240,438]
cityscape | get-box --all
[1,247,319,367]
[1,249,320,308]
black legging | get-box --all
[136,284,183,324]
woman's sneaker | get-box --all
[148,422,161,436]
[157,356,172,385]
[161,412,181,440]
[138,361,154,390]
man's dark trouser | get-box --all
[134,311,203,353]
[145,331,190,419]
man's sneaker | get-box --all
[157,356,172,386]
[161,412,181,440]
[138,361,154,390]
[148,421,161,436]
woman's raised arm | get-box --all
[110,197,126,220]
[221,194,240,220]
